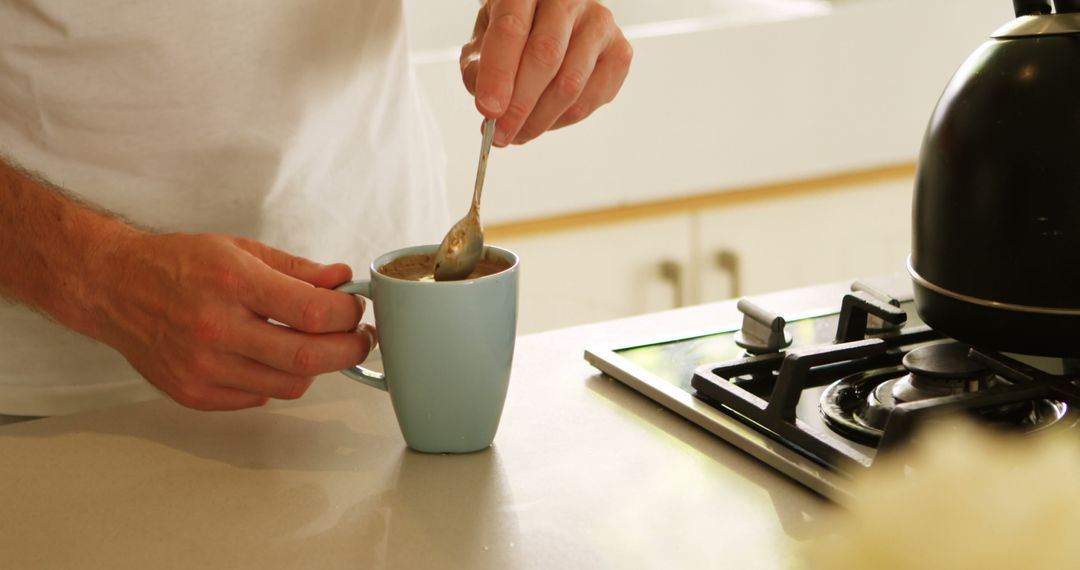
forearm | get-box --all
[0,156,142,333]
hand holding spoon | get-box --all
[433,118,497,281]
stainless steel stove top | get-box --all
[584,281,1079,500]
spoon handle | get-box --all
[471,118,497,213]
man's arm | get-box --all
[0,157,375,410]
[0,158,136,332]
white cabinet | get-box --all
[493,214,693,334]
[695,177,914,304]
[493,175,914,333]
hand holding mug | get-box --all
[82,232,375,410]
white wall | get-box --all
[405,0,1013,224]
[405,0,835,53]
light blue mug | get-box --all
[336,244,519,453]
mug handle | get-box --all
[335,280,388,392]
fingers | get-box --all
[168,356,310,409]
[206,389,270,410]
[139,356,272,411]
[467,0,632,146]
[240,264,364,334]
[236,237,352,289]
[549,31,632,132]
[157,313,376,410]
[213,356,317,401]
[512,9,606,144]
[214,322,377,404]
[168,325,375,409]
[170,382,270,411]
[126,233,375,413]
[228,237,362,333]
[234,321,377,378]
[491,0,585,147]
[474,0,538,118]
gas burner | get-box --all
[821,342,1070,445]
[586,280,1080,498]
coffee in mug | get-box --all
[378,252,512,282]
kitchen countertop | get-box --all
[0,281,875,569]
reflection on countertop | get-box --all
[0,282,849,569]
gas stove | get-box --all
[584,278,1080,500]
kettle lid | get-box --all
[997,1,1080,37]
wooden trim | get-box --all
[486,162,917,240]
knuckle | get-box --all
[556,69,587,99]
[492,12,529,40]
[460,44,478,70]
[211,267,245,300]
[229,236,256,250]
[516,127,540,144]
[563,103,590,124]
[487,65,517,89]
[191,313,226,344]
[285,254,308,277]
[186,353,217,379]
[553,0,579,16]
[300,299,330,331]
[526,33,564,68]
[282,377,315,400]
[503,100,532,125]
[588,3,615,31]
[173,382,212,410]
[613,39,634,68]
[291,343,322,375]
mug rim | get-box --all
[369,244,519,284]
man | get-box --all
[0,0,632,415]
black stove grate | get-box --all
[689,292,1080,476]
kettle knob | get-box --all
[1057,0,1080,12]
[1013,0,1052,15]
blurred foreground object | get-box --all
[802,420,1080,570]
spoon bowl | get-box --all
[434,118,496,281]
[433,212,484,281]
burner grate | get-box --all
[690,292,1079,475]
[878,350,1080,452]
[585,280,1080,497]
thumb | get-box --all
[234,238,352,289]
[459,4,488,95]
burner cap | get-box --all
[902,342,988,380]
[819,364,1071,446]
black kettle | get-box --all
[910,0,1080,357]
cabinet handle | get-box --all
[714,249,742,299]
[658,259,685,308]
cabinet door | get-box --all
[491,214,693,333]
[696,177,914,303]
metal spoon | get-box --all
[433,117,497,281]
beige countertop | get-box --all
[0,282,868,569]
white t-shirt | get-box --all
[0,0,449,415]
